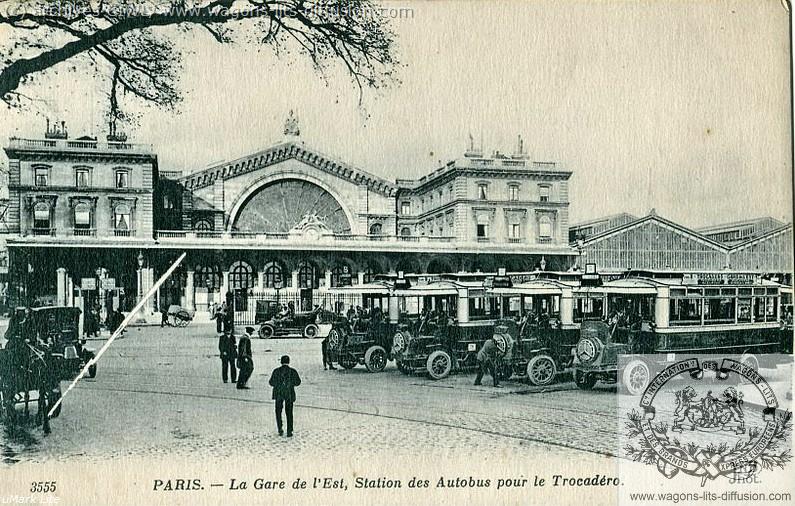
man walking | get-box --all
[474,336,502,388]
[269,355,301,437]
[219,330,237,383]
[236,326,255,389]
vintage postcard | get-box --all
[0,0,792,505]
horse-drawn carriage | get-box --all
[0,306,88,433]
[325,282,395,372]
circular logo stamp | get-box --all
[624,358,792,486]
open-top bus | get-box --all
[572,271,792,395]
[325,281,395,372]
[390,279,500,380]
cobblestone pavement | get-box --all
[2,323,747,466]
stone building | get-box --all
[3,118,578,318]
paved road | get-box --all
[1,323,633,466]
[10,323,789,466]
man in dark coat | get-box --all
[269,355,301,437]
[474,337,502,387]
[218,330,237,383]
[236,326,255,389]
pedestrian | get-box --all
[219,330,237,384]
[321,335,336,370]
[269,355,301,437]
[223,295,235,334]
[474,336,502,388]
[160,301,169,328]
[236,326,255,389]
[211,302,224,334]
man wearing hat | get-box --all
[236,326,255,389]
[218,330,237,384]
[269,355,302,437]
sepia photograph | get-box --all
[0,0,792,504]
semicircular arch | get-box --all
[227,172,356,234]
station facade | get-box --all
[2,118,577,318]
[1,117,791,320]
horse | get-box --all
[0,340,61,434]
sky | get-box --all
[0,0,792,227]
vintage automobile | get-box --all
[489,277,581,386]
[390,280,498,380]
[325,282,395,372]
[4,306,97,380]
[257,304,330,338]
[572,271,791,395]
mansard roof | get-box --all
[179,140,397,197]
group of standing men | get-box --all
[218,325,254,389]
[212,303,301,436]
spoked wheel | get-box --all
[339,355,358,370]
[303,324,319,339]
[259,325,274,339]
[327,329,343,352]
[426,350,452,380]
[574,369,597,390]
[621,359,651,396]
[364,346,388,373]
[526,355,557,387]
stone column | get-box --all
[221,271,230,299]
[66,276,75,307]
[185,270,195,311]
[56,268,68,306]
[357,271,365,285]
[457,289,469,323]
[324,270,332,289]
[291,270,299,289]
[560,289,574,325]
[257,270,265,291]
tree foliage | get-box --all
[0,0,399,124]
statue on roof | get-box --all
[284,110,300,137]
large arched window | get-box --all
[298,261,316,289]
[194,265,221,290]
[331,263,352,287]
[263,261,285,288]
[369,223,383,235]
[33,202,51,233]
[230,261,255,290]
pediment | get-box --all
[180,141,396,197]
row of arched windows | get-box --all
[193,260,378,290]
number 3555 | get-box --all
[31,481,57,493]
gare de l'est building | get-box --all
[2,119,580,314]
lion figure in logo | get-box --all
[672,386,745,434]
